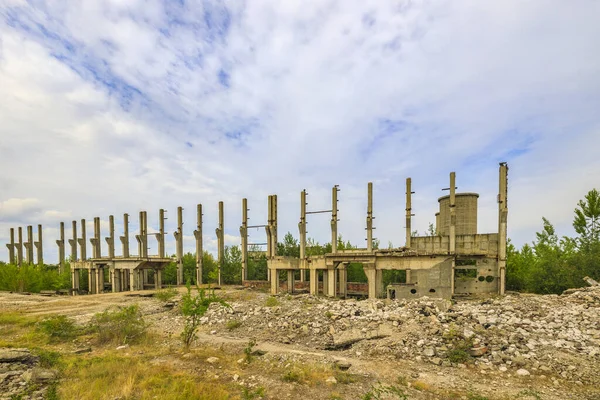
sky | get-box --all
[1,0,599,264]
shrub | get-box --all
[243,339,257,363]
[180,282,228,348]
[89,305,147,345]
[36,315,78,342]
[155,287,178,302]
[226,320,242,331]
[265,297,279,307]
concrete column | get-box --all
[338,266,347,298]
[298,190,307,282]
[331,186,339,254]
[327,269,336,297]
[88,269,94,294]
[34,225,43,266]
[309,269,318,295]
[270,269,279,295]
[365,265,378,299]
[106,215,115,259]
[156,209,166,258]
[91,217,101,259]
[271,195,278,258]
[406,178,412,248]
[367,183,373,252]
[96,268,103,294]
[72,269,80,295]
[120,214,130,258]
[498,163,509,295]
[56,223,65,273]
[287,270,295,293]
[449,173,456,295]
[194,205,203,285]
[136,211,148,258]
[216,202,224,286]
[110,269,116,292]
[25,225,34,265]
[121,270,127,291]
[78,219,87,261]
[143,269,149,287]
[241,199,248,281]
[406,269,412,283]
[129,270,135,292]
[174,206,184,285]
[6,228,15,265]
[322,270,329,296]
[16,227,23,267]
[69,221,77,262]
[155,269,162,290]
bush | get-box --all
[155,287,178,302]
[36,315,78,342]
[0,263,71,293]
[226,320,242,331]
[265,297,279,307]
[180,283,228,348]
[89,305,147,345]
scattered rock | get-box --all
[206,357,219,364]
[517,369,531,376]
[325,376,337,384]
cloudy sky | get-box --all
[1,0,599,264]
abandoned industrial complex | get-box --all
[4,163,508,300]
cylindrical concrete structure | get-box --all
[437,193,478,235]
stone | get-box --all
[326,376,337,384]
[469,346,488,357]
[233,374,239,382]
[116,344,129,350]
[0,348,34,363]
[423,347,435,357]
[73,347,92,354]
[431,357,442,366]
[206,357,219,364]
[334,360,352,371]
[516,369,530,376]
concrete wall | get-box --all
[411,233,498,256]
[454,257,499,294]
[388,258,453,299]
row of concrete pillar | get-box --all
[70,267,163,294]
[5,225,43,267]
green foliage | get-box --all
[36,315,78,342]
[163,251,220,285]
[265,296,279,307]
[180,282,228,348]
[33,348,62,368]
[361,383,408,400]
[243,339,257,363]
[226,320,242,330]
[0,263,71,293]
[241,386,265,400]
[154,287,178,302]
[89,305,147,345]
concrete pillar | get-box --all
[91,217,101,259]
[498,163,509,295]
[121,270,127,291]
[156,209,166,258]
[129,270,135,292]
[406,178,412,248]
[16,227,23,267]
[449,173,456,295]
[271,195,278,258]
[322,270,329,296]
[6,228,15,265]
[367,183,373,252]
[96,268,103,294]
[136,211,148,258]
[309,269,318,295]
[88,269,95,294]
[110,269,116,292]
[365,265,381,299]
[287,270,295,293]
[241,199,248,281]
[216,202,224,286]
[56,222,65,273]
[331,186,339,254]
[34,225,43,266]
[155,269,162,289]
[78,219,87,261]
[338,266,347,298]
[298,190,307,282]
[71,269,79,295]
[69,221,77,262]
[193,205,203,285]
[270,269,279,295]
[106,215,115,259]
[406,269,412,284]
[25,225,34,265]
[143,269,149,287]
[120,214,130,258]
[174,206,184,285]
[326,269,336,297]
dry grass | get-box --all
[280,362,360,387]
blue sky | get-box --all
[1,0,599,262]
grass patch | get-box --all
[89,304,147,345]
[36,315,78,342]
[241,386,266,399]
[362,383,408,400]
[265,296,280,307]
[154,287,178,302]
[226,319,242,331]
[281,362,361,386]
[57,353,235,400]
[33,348,62,368]
[412,380,432,391]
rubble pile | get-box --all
[201,286,600,384]
[0,348,57,400]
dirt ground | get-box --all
[0,288,598,400]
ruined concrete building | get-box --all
[4,163,508,299]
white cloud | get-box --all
[0,0,599,263]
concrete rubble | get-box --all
[0,348,57,400]
[190,285,600,386]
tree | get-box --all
[572,188,600,279]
